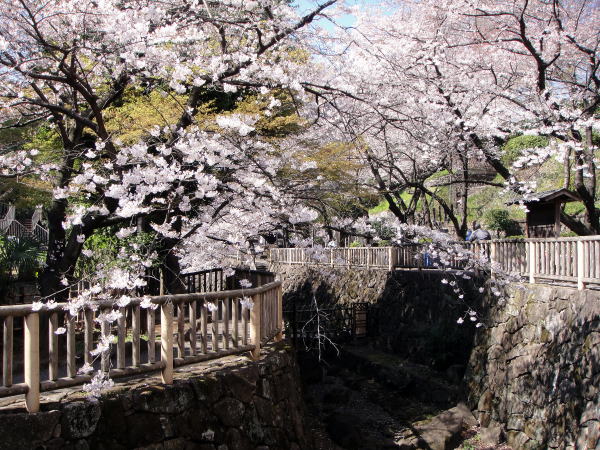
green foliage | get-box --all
[377,240,391,247]
[371,219,396,241]
[502,135,549,166]
[76,228,158,279]
[0,179,52,210]
[0,235,44,282]
[368,198,389,215]
[484,209,522,237]
[560,230,578,237]
[348,240,362,248]
[23,125,63,159]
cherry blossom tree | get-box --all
[0,0,336,300]
[303,0,600,235]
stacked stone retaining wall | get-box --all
[0,346,309,450]
[465,284,600,449]
[274,264,600,449]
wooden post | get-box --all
[160,303,173,384]
[388,247,394,272]
[366,248,371,270]
[132,305,141,366]
[528,241,536,284]
[330,249,334,267]
[577,239,585,290]
[490,241,497,278]
[66,313,76,378]
[147,308,156,363]
[275,284,284,341]
[3,316,13,386]
[84,309,94,365]
[223,298,230,350]
[249,294,261,360]
[24,312,40,412]
[117,308,126,369]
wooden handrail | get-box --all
[0,281,282,317]
[271,237,600,289]
[0,276,282,412]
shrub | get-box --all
[484,209,522,237]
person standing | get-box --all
[468,222,491,241]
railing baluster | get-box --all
[233,298,239,347]
[249,293,261,360]
[100,309,110,374]
[3,316,13,386]
[223,297,230,350]
[66,313,76,378]
[201,302,208,354]
[211,301,219,352]
[117,308,126,369]
[242,302,248,346]
[131,304,141,366]
[189,301,197,355]
[177,303,185,358]
[48,313,58,381]
[24,312,40,412]
[147,308,156,363]
[160,303,173,384]
[84,309,94,365]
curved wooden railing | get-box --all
[271,236,600,289]
[0,272,282,412]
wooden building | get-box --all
[509,189,581,238]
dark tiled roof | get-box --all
[507,188,581,205]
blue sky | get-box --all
[293,0,360,31]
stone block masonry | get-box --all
[465,284,600,449]
[275,264,600,449]
[0,345,310,450]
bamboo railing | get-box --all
[0,273,282,412]
[271,236,600,289]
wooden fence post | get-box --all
[528,241,536,284]
[388,247,395,272]
[275,284,284,342]
[249,294,261,360]
[3,316,13,387]
[577,239,585,290]
[161,303,174,384]
[24,312,40,412]
[490,241,497,278]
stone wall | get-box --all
[465,284,600,449]
[0,346,310,450]
[274,264,481,371]
[275,264,600,449]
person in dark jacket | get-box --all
[468,222,491,241]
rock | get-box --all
[191,376,223,405]
[224,372,256,404]
[0,410,60,449]
[322,386,351,405]
[396,403,477,450]
[125,412,164,446]
[225,428,252,450]
[214,398,245,427]
[133,385,194,414]
[61,401,101,439]
[479,425,504,446]
[325,413,365,450]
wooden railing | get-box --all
[0,275,282,412]
[270,247,395,270]
[182,268,275,293]
[271,236,600,289]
